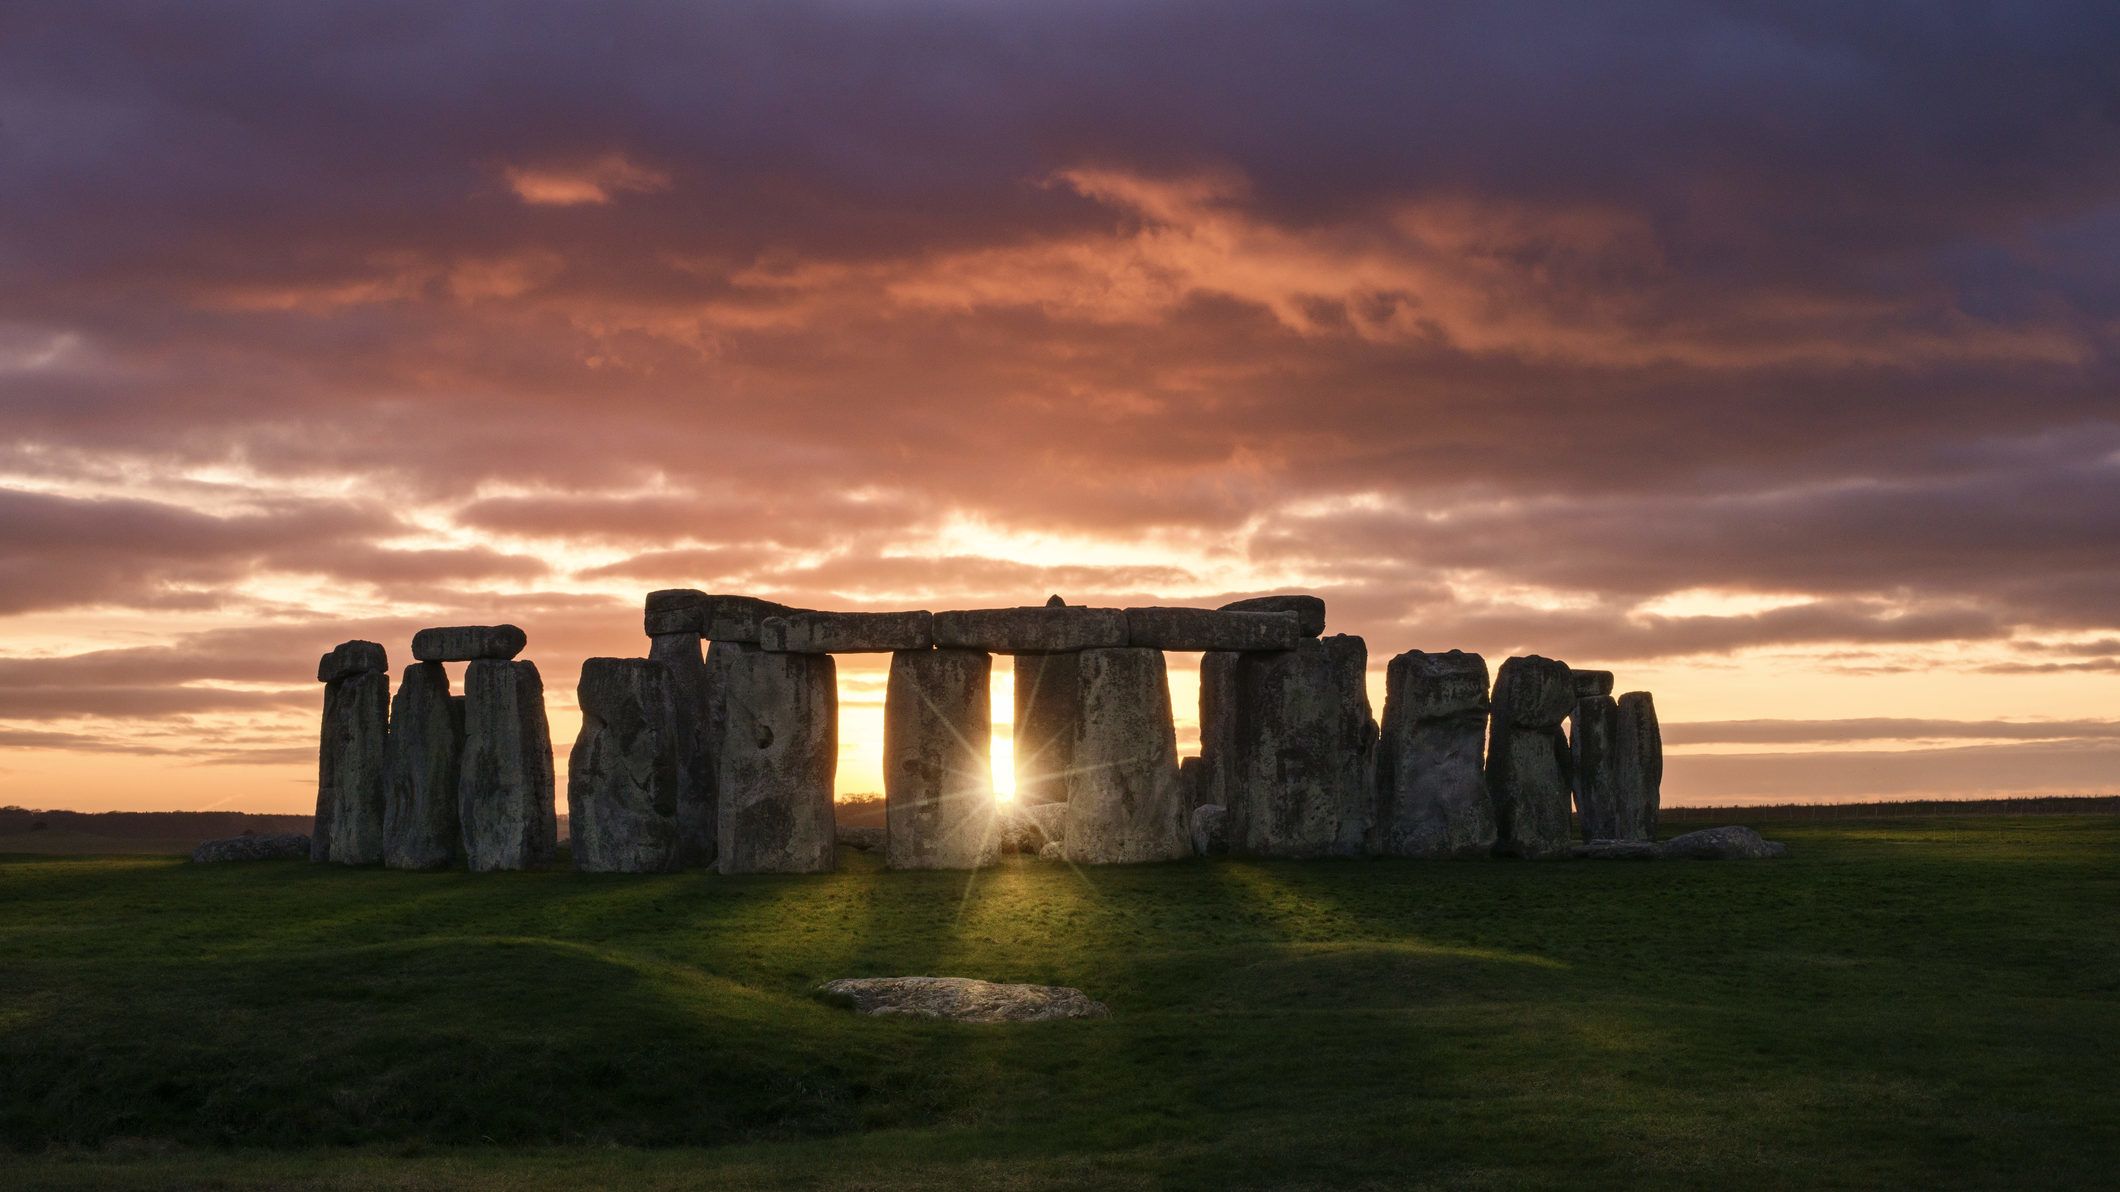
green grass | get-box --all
[3,817,2116,1189]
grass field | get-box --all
[3,817,2116,1190]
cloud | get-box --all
[503,154,670,207]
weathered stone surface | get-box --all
[996,800,1069,853]
[568,658,682,873]
[818,976,1110,1023]
[649,632,716,868]
[1218,594,1327,637]
[1487,656,1575,859]
[1123,607,1302,652]
[1657,825,1787,860]
[1373,650,1494,859]
[1196,651,1239,812]
[315,668,389,864]
[1614,692,1663,841]
[717,644,838,873]
[411,624,527,662]
[316,639,386,684]
[644,589,705,636]
[382,661,463,870]
[459,659,558,872]
[1179,755,1207,807]
[1012,652,1081,803]
[1227,636,1377,859]
[698,640,745,859]
[1572,839,1661,860]
[885,648,998,870]
[644,591,803,640]
[191,834,310,863]
[763,610,932,653]
[1571,669,1615,698]
[1190,803,1228,857]
[1569,694,1622,843]
[932,606,1127,653]
[1038,840,1063,861]
[837,824,885,851]
[1062,648,1192,864]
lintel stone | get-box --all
[932,606,1126,653]
[1123,607,1301,652]
[762,610,933,653]
[411,624,526,662]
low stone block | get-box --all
[1373,649,1494,859]
[315,668,389,864]
[1123,607,1301,652]
[762,610,932,653]
[1657,825,1786,860]
[818,976,1109,1023]
[567,657,683,873]
[1190,803,1228,857]
[1062,648,1192,864]
[716,644,837,873]
[932,606,1127,653]
[1227,635,1376,858]
[997,800,1068,853]
[884,648,998,870]
[1179,755,1207,807]
[1571,669,1615,698]
[1218,594,1327,637]
[459,659,558,871]
[316,639,386,683]
[192,834,311,863]
[1488,655,1575,859]
[382,661,464,870]
[1013,651,1081,803]
[411,624,527,662]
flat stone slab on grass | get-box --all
[818,976,1110,1023]
[191,834,311,863]
[1574,826,1787,860]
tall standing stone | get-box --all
[459,659,558,871]
[568,658,682,873]
[1569,694,1621,841]
[649,631,716,868]
[1614,692,1663,841]
[885,648,998,869]
[1013,652,1080,804]
[314,640,388,865]
[1062,648,1191,864]
[382,661,463,870]
[716,643,838,873]
[1374,649,1494,859]
[1196,650,1239,812]
[1227,635,1376,858]
[1487,655,1576,859]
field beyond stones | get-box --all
[3,817,2116,1190]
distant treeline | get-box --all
[0,807,315,839]
[1662,795,2119,821]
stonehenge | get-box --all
[382,660,463,870]
[883,648,998,869]
[1225,635,1377,858]
[1062,648,1193,864]
[715,643,838,873]
[1487,655,1578,859]
[1614,692,1663,840]
[568,658,682,873]
[411,624,526,662]
[763,610,933,653]
[647,629,716,867]
[460,657,559,870]
[1374,650,1495,859]
[314,640,389,864]
[1122,607,1302,652]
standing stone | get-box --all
[1374,650,1495,859]
[568,658,682,873]
[1613,692,1663,841]
[1487,656,1576,859]
[717,643,838,873]
[1179,756,1207,807]
[1196,651,1239,812]
[382,661,463,870]
[884,648,998,869]
[1570,694,1621,842]
[1062,648,1191,864]
[315,650,390,865]
[649,631,716,868]
[1227,635,1376,858]
[1013,652,1080,804]
[459,659,558,871]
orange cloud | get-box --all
[502,154,671,206]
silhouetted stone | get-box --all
[191,834,310,863]
[1219,594,1327,637]
[1657,825,1785,860]
[818,977,1109,1023]
[1196,651,1239,812]
[1062,648,1191,864]
[316,639,386,683]
[1013,652,1081,804]
[884,648,998,870]
[1044,594,1065,607]
[1179,755,1207,807]
[568,657,683,873]
[837,824,885,851]
[1487,655,1575,859]
[1123,607,1302,652]
[717,643,837,873]
[411,624,527,662]
[1570,694,1621,842]
[1190,803,1229,856]
[315,654,389,865]
[644,591,803,640]
[1571,669,1615,698]
[643,588,706,636]
[763,610,932,653]
[1374,649,1494,859]
[1614,692,1663,840]
[649,631,715,868]
[932,605,1127,653]
[1227,636,1377,858]
[459,659,557,871]
[382,661,463,870]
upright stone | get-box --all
[1227,635,1377,858]
[717,643,837,873]
[885,648,998,869]
[1062,648,1191,864]
[1487,655,1575,859]
[1013,652,1081,804]
[382,661,463,870]
[1196,651,1239,812]
[649,631,716,867]
[1614,692,1663,841]
[459,659,558,871]
[1374,649,1495,859]
[314,640,388,865]
[1570,694,1622,842]
[568,658,683,873]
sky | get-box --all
[3,1,2118,813]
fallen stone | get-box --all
[1656,825,1787,860]
[1570,694,1623,843]
[763,610,933,653]
[316,639,386,684]
[885,648,999,870]
[932,605,1127,653]
[1571,669,1615,698]
[411,624,527,662]
[1012,651,1081,803]
[818,976,1110,1023]
[568,657,683,873]
[1487,655,1576,860]
[1062,648,1192,864]
[315,666,389,864]
[1190,803,1228,857]
[382,661,464,870]
[191,834,311,863]
[1123,607,1302,652]
[837,824,886,851]
[1196,651,1239,812]
[1038,840,1063,861]
[1218,594,1327,637]
[1373,650,1494,859]
[996,800,1069,853]
[716,644,838,873]
[649,632,716,868]
[1227,635,1376,859]
[459,659,558,872]
[1615,692,1663,841]
[1572,840,1662,861]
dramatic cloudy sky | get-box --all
[3,1,2118,812]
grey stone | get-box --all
[643,591,803,640]
[1038,840,1064,861]
[716,643,837,873]
[316,639,386,684]
[1196,651,1239,812]
[1227,636,1377,859]
[996,800,1068,853]
[1657,825,1787,860]
[1218,594,1327,637]
[567,658,682,873]
[1487,656,1575,859]
[1190,803,1228,857]
[1572,840,1662,860]
[932,605,1127,653]
[191,834,310,863]
[1062,648,1192,864]
[763,610,932,653]
[884,648,999,870]
[1123,607,1302,652]
[646,588,706,613]
[459,659,558,872]
[1179,755,1207,807]
[649,632,716,868]
[836,824,886,851]
[1570,695,1622,843]
[382,661,463,870]
[1615,692,1663,841]
[410,624,527,662]
[817,976,1109,1023]
[314,667,388,864]
[1373,650,1494,859]
[1012,651,1081,803]
[1571,669,1615,698]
